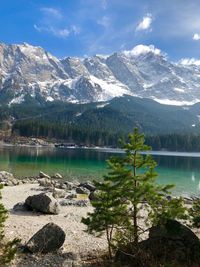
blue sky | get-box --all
[1,0,200,60]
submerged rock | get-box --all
[26,223,65,253]
[25,193,60,214]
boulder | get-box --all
[52,173,63,179]
[53,188,66,199]
[25,193,60,214]
[116,220,200,266]
[79,182,96,192]
[38,178,53,187]
[26,223,65,253]
[76,186,90,195]
[39,171,51,179]
[140,220,200,265]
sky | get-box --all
[1,0,200,61]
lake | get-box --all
[1,145,200,197]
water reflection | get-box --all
[1,146,200,196]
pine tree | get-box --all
[82,129,186,259]
[0,184,19,266]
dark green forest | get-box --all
[1,95,200,151]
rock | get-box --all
[26,223,65,253]
[39,171,51,179]
[0,171,17,186]
[140,220,200,265]
[25,193,60,214]
[38,178,53,187]
[79,182,96,192]
[64,181,75,190]
[53,188,66,199]
[0,171,14,181]
[76,186,90,195]
[66,192,77,199]
[13,202,30,212]
[60,199,88,207]
[52,173,63,179]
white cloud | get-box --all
[193,33,200,40]
[179,58,200,66]
[97,16,110,27]
[34,24,74,38]
[123,44,161,57]
[136,14,153,31]
[40,7,62,19]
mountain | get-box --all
[1,42,200,105]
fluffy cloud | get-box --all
[123,44,161,57]
[136,14,153,31]
[193,33,200,40]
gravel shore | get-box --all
[1,184,107,266]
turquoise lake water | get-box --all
[1,146,200,197]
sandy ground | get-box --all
[1,184,107,266]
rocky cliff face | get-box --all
[1,42,200,105]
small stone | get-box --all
[53,188,66,199]
[52,173,63,179]
[39,171,51,179]
[76,187,90,195]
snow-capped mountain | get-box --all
[1,42,200,105]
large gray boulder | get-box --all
[141,220,200,265]
[116,220,200,266]
[25,193,60,214]
[26,223,65,253]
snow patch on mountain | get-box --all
[154,98,200,106]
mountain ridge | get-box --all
[0,42,200,105]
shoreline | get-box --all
[1,183,107,266]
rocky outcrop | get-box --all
[25,193,60,214]
[26,223,65,253]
